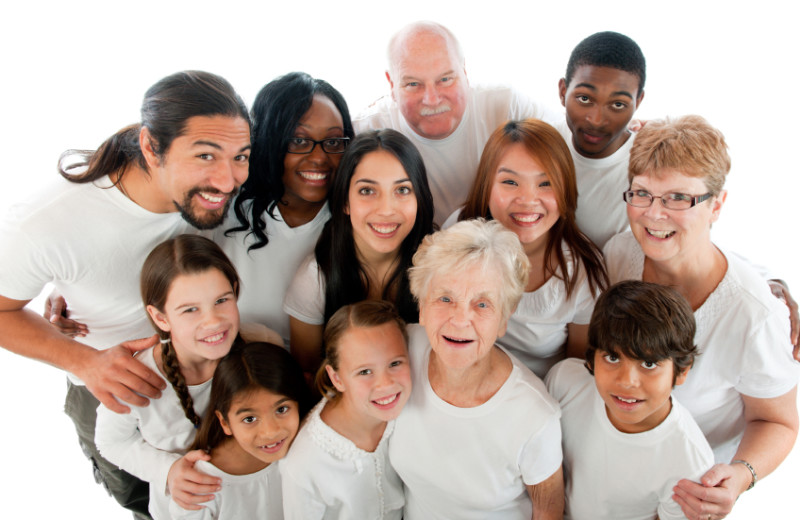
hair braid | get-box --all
[161,339,201,427]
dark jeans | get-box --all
[64,380,152,520]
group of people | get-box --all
[0,20,797,520]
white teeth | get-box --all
[444,336,471,343]
[617,397,639,403]
[647,228,674,239]
[370,223,400,234]
[375,394,398,405]
[199,192,224,203]
[203,332,224,343]
[512,214,542,223]
[420,105,451,116]
[264,441,281,449]
[299,171,328,181]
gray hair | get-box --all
[409,219,530,319]
[387,21,465,78]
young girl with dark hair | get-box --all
[169,342,313,519]
[280,300,411,519]
[96,235,243,519]
[214,72,355,346]
[283,128,435,374]
[453,119,608,378]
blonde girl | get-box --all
[280,300,412,520]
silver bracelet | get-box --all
[731,459,757,490]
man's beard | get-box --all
[174,187,236,230]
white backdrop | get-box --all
[0,1,797,517]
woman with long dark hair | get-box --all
[283,129,434,373]
[214,72,355,346]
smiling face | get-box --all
[419,264,507,371]
[282,94,346,209]
[388,30,468,140]
[559,65,643,159]
[146,268,240,365]
[488,143,560,253]
[327,321,412,423]
[627,169,724,266]
[346,150,418,259]
[149,115,251,229]
[593,349,686,433]
[217,388,300,465]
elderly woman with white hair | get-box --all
[389,219,564,520]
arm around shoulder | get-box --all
[0,295,164,412]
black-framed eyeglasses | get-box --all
[286,137,350,155]
[623,189,713,211]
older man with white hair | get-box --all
[354,21,559,225]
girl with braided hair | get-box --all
[96,234,243,519]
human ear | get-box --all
[146,304,171,333]
[635,89,645,110]
[326,364,346,393]
[215,410,233,436]
[558,78,567,107]
[386,71,396,102]
[674,363,692,386]
[709,190,727,224]
[139,126,162,170]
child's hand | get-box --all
[77,334,166,413]
[168,450,222,510]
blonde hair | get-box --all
[628,115,730,195]
[409,219,530,319]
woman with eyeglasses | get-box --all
[604,115,798,520]
[283,129,435,375]
[215,72,355,347]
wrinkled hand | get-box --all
[673,463,747,520]
[77,335,166,413]
[768,280,799,360]
[43,293,88,338]
[168,450,221,510]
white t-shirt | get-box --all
[389,324,563,520]
[546,359,714,520]
[443,211,596,379]
[556,120,633,249]
[95,346,213,520]
[168,460,283,520]
[280,398,404,520]
[0,177,195,384]
[214,202,330,345]
[500,243,596,379]
[282,254,325,326]
[604,231,799,462]
[354,85,560,225]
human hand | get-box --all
[76,335,166,413]
[768,279,799,360]
[167,450,222,510]
[43,292,88,338]
[672,463,750,520]
[628,119,647,132]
